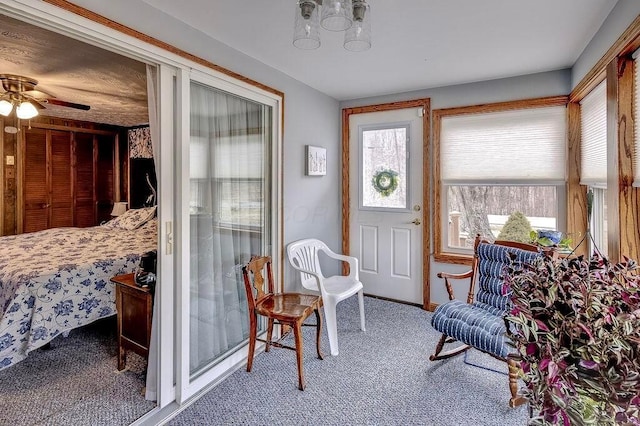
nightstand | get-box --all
[110,273,154,371]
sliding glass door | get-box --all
[177,72,281,401]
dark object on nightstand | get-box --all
[135,250,157,289]
[111,273,154,371]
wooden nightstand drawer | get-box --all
[111,273,153,371]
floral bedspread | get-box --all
[0,219,157,371]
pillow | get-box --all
[103,206,156,230]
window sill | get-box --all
[433,252,473,266]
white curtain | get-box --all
[188,82,270,373]
[145,64,159,401]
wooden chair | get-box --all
[429,235,542,407]
[242,255,323,390]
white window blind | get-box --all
[440,105,567,183]
[580,80,607,187]
[634,51,640,187]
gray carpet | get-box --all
[0,317,156,426]
[168,296,529,426]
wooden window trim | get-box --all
[568,15,640,263]
[433,96,568,265]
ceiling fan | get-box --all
[0,74,91,122]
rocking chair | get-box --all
[429,235,542,407]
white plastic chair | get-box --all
[286,238,366,356]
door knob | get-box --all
[411,218,421,225]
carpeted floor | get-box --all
[0,317,156,426]
[168,296,530,426]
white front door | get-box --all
[348,107,424,304]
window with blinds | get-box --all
[436,102,567,254]
[579,79,608,256]
[580,80,607,187]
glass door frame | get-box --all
[175,68,283,403]
[0,0,284,414]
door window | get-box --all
[359,124,410,211]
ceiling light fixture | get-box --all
[0,96,39,119]
[293,0,371,52]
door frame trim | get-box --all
[342,99,431,310]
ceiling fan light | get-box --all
[321,0,353,31]
[0,99,12,116]
[16,101,38,119]
[294,0,321,50]
[344,2,371,52]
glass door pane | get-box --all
[189,81,272,377]
[360,124,409,210]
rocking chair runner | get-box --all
[429,235,542,407]
[242,255,323,391]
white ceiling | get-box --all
[140,0,617,101]
[0,1,619,127]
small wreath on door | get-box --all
[372,169,399,197]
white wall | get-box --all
[340,69,572,305]
[572,0,640,89]
[66,0,343,292]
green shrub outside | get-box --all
[497,211,532,243]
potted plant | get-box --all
[504,251,640,425]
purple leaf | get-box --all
[579,359,599,370]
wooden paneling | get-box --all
[616,57,640,262]
[566,102,588,257]
[606,61,621,261]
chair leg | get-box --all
[246,315,257,372]
[429,333,470,361]
[293,322,305,391]
[508,358,526,407]
[357,289,366,332]
[314,307,324,360]
[323,300,339,356]
[266,318,274,352]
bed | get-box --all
[0,207,157,371]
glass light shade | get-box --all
[111,201,128,216]
[344,3,371,51]
[16,101,38,119]
[321,0,353,31]
[0,100,12,116]
[293,0,321,50]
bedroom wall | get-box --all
[340,69,572,306]
[66,0,342,292]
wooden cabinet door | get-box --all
[74,132,95,227]
[23,128,48,233]
[21,126,117,232]
[96,134,115,224]
[50,130,73,228]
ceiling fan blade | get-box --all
[31,99,46,110]
[23,89,53,98]
[45,98,91,111]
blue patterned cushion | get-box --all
[431,242,541,358]
[432,300,511,357]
